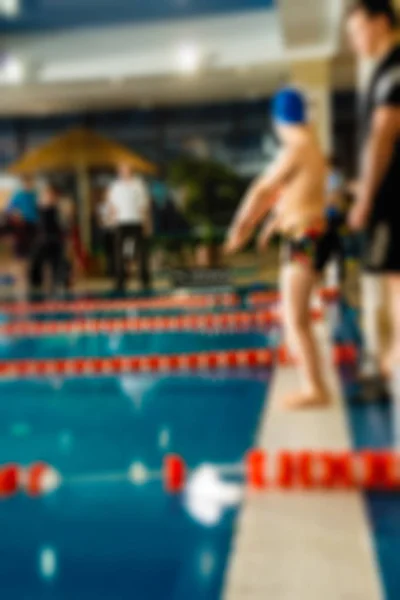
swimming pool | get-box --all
[0,304,272,600]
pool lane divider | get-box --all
[248,286,340,307]
[0,308,324,338]
[0,292,239,316]
[1,449,399,500]
[0,343,357,380]
[0,286,340,317]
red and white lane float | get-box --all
[0,342,358,381]
[0,349,275,380]
[0,292,239,317]
[0,310,282,339]
[1,450,400,503]
[277,343,358,367]
[248,286,340,308]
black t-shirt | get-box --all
[360,44,400,221]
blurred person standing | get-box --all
[97,193,116,277]
[58,191,77,290]
[31,184,66,297]
[346,0,400,380]
[5,175,39,301]
[106,164,152,293]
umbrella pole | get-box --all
[77,165,91,253]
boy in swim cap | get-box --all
[226,87,331,410]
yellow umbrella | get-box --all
[8,127,157,249]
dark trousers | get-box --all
[115,224,151,291]
[30,240,64,293]
[101,229,116,277]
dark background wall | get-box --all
[0,92,356,175]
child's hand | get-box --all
[257,218,277,251]
[224,222,252,255]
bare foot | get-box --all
[280,391,332,411]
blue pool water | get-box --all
[0,324,270,599]
[0,331,268,361]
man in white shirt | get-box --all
[107,163,152,292]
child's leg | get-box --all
[280,262,331,409]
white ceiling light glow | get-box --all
[176,43,202,74]
[0,0,20,18]
[0,55,24,85]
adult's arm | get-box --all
[351,107,400,229]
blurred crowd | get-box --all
[0,163,193,301]
[0,154,353,302]
[0,175,76,301]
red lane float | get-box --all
[23,462,61,497]
[277,344,358,367]
[25,463,51,497]
[0,292,239,317]
[171,450,400,492]
[0,309,281,339]
[246,450,267,490]
[1,450,399,501]
[164,455,187,494]
[0,464,20,498]
[0,342,357,380]
[248,287,339,308]
[332,344,358,366]
[0,348,275,380]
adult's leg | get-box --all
[104,229,116,277]
[48,242,63,296]
[136,226,151,290]
[280,262,331,409]
[360,274,383,377]
[114,226,126,292]
[383,275,400,374]
[13,223,36,302]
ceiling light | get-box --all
[0,0,20,18]
[176,43,202,74]
[0,55,24,85]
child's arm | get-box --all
[258,213,279,251]
[225,148,298,254]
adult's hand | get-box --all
[348,201,369,231]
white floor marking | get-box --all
[224,319,384,600]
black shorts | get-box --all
[281,227,336,274]
[364,220,400,274]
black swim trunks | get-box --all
[281,221,334,274]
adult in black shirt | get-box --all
[347,0,400,378]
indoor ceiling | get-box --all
[0,0,273,32]
[0,0,355,116]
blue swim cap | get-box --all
[272,88,307,125]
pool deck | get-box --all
[224,318,383,600]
